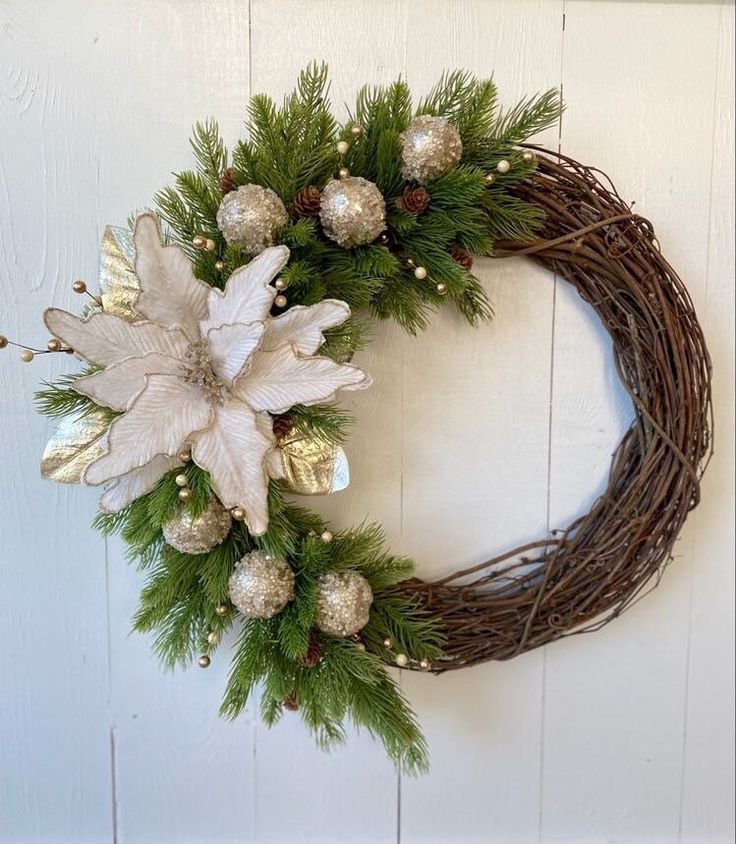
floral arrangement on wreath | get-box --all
[2,65,563,772]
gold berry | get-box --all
[179,449,192,463]
[350,124,364,137]
[20,348,34,362]
[383,637,393,649]
[231,507,246,521]
[497,159,511,174]
[320,530,333,543]
[395,653,409,667]
[198,655,211,668]
[336,140,350,155]
[47,338,62,352]
[436,283,448,295]
[522,150,535,163]
[178,487,192,502]
[192,235,206,249]
[419,659,431,670]
[72,280,87,294]
[0,335,8,349]
[274,278,288,291]
[338,167,350,179]
[215,604,229,617]
[214,260,225,271]
[205,238,217,252]
[274,294,288,308]
[175,473,189,488]
[206,630,220,646]
[413,266,428,280]
[485,173,496,184]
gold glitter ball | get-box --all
[162,499,232,555]
[316,570,373,637]
[228,550,295,619]
[319,176,386,249]
[216,184,288,255]
[399,115,463,184]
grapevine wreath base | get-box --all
[397,150,713,667]
[4,68,712,772]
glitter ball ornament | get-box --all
[399,115,463,183]
[216,184,288,254]
[162,499,233,554]
[228,551,295,619]
[319,177,386,249]
[316,570,373,636]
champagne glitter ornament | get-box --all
[162,499,233,554]
[216,184,288,254]
[399,115,463,183]
[316,570,373,636]
[228,551,295,619]
[319,177,386,248]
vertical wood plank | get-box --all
[541,3,727,842]
[0,4,114,841]
[680,4,736,841]
[88,3,255,842]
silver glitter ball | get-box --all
[228,551,295,619]
[316,570,373,637]
[319,177,386,249]
[162,499,232,554]
[216,184,288,254]
[399,115,463,183]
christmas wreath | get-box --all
[3,66,711,773]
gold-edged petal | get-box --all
[99,453,183,512]
[41,409,110,484]
[84,374,212,485]
[99,225,140,321]
[206,322,264,385]
[73,353,182,412]
[261,300,351,355]
[44,309,190,368]
[133,212,211,341]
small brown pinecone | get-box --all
[290,185,322,219]
[297,634,322,668]
[271,412,293,440]
[283,693,299,711]
[449,243,473,271]
[218,167,237,196]
[397,186,430,214]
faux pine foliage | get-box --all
[37,65,561,772]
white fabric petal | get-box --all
[73,353,182,412]
[261,300,351,355]
[85,375,212,484]
[44,309,189,368]
[206,322,265,385]
[97,454,183,512]
[234,345,371,414]
[191,401,273,535]
[133,212,211,340]
[255,411,286,479]
[200,245,289,333]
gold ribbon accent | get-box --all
[280,436,349,495]
[40,410,109,484]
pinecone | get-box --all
[297,634,322,667]
[290,185,322,219]
[449,243,473,271]
[397,185,430,214]
[283,693,299,711]
[271,412,293,440]
[218,167,237,196]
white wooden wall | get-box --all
[1,2,733,842]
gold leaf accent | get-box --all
[280,436,349,495]
[99,226,140,321]
[40,410,110,484]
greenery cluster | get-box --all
[36,65,560,771]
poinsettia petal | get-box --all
[84,374,212,484]
[255,411,286,479]
[98,453,182,512]
[235,345,371,414]
[261,300,351,355]
[133,212,210,340]
[73,353,182,411]
[191,400,272,535]
[200,245,289,333]
[206,322,265,385]
[44,309,189,368]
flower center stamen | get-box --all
[180,340,227,405]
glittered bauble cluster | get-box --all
[216,184,288,254]
[399,115,463,183]
[162,499,233,554]
[316,570,373,636]
[319,176,386,249]
[228,551,295,619]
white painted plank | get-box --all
[680,4,736,841]
[542,3,727,843]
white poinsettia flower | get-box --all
[44,212,370,535]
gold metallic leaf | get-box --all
[99,226,140,321]
[41,410,110,484]
[280,436,349,495]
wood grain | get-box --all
[0,1,733,842]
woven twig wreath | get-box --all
[10,68,713,770]
[397,148,713,669]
